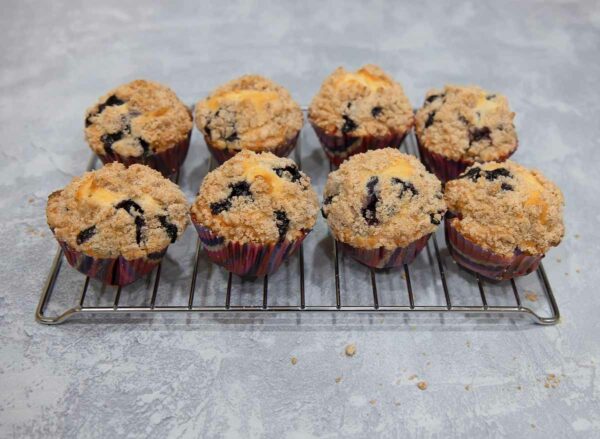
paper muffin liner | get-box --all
[416,136,517,182]
[192,219,308,277]
[338,234,431,270]
[99,131,191,178]
[58,240,165,286]
[204,131,300,164]
[310,122,407,166]
[444,215,543,281]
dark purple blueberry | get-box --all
[210,199,232,215]
[139,137,150,156]
[273,165,302,183]
[371,106,383,117]
[469,126,491,144]
[87,95,126,127]
[158,215,178,243]
[101,131,124,155]
[229,181,252,198]
[76,225,96,245]
[429,209,445,225]
[341,115,358,134]
[361,176,380,226]
[425,111,436,129]
[459,167,482,182]
[226,131,239,142]
[274,210,289,241]
[458,115,469,125]
[134,216,145,245]
[486,94,496,100]
[115,199,144,215]
[501,182,514,191]
[485,168,512,181]
[391,177,418,199]
[425,94,443,104]
[147,251,164,260]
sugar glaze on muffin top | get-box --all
[46,163,189,260]
[415,85,517,162]
[85,80,192,159]
[323,148,446,249]
[194,75,303,152]
[308,65,414,138]
[444,161,564,257]
[191,151,319,244]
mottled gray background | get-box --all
[1,0,599,438]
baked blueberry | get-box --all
[76,225,96,245]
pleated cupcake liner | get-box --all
[444,217,543,281]
[58,240,165,286]
[204,132,300,164]
[338,234,431,270]
[416,136,517,182]
[310,122,407,166]
[192,220,308,277]
[99,131,191,178]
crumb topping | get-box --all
[46,163,189,259]
[194,75,303,152]
[191,150,319,244]
[308,65,414,138]
[85,80,192,158]
[415,85,518,162]
[323,148,446,249]
[444,161,564,256]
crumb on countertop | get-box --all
[290,356,297,365]
[369,399,377,405]
[345,344,356,357]
[465,384,471,391]
[525,291,538,302]
[417,381,428,390]
[544,373,560,388]
[335,377,342,384]
[408,374,418,381]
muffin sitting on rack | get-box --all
[444,161,564,280]
[85,79,193,176]
[191,150,319,277]
[308,64,414,165]
[46,163,189,285]
[194,75,303,163]
[415,85,518,181]
[322,148,446,269]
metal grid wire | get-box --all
[35,118,560,325]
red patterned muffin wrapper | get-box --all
[205,132,300,164]
[193,221,308,277]
[416,136,517,182]
[338,234,431,270]
[99,131,191,178]
[444,217,543,281]
[310,122,407,166]
[58,240,165,286]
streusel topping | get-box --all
[46,163,189,260]
[85,79,192,158]
[415,85,518,162]
[194,75,303,152]
[308,65,414,137]
[323,148,446,249]
[444,161,564,257]
[191,151,319,244]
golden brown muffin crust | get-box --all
[415,85,517,162]
[46,163,190,260]
[191,151,319,245]
[322,148,446,249]
[444,161,564,257]
[194,75,303,152]
[308,65,414,138]
[85,79,192,158]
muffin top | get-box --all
[191,150,319,244]
[85,79,192,158]
[322,148,446,249]
[46,163,189,260]
[308,65,414,138]
[415,85,517,162]
[444,161,564,257]
[194,75,303,152]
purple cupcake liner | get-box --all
[58,240,165,286]
[204,132,300,164]
[444,217,543,281]
[338,234,431,270]
[310,122,408,166]
[416,136,517,182]
[99,131,191,178]
[192,219,308,277]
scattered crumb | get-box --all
[574,234,580,239]
[394,401,401,406]
[400,272,406,280]
[544,373,560,389]
[28,197,35,204]
[335,377,342,384]
[417,381,428,391]
[369,399,377,406]
[345,344,356,357]
[576,268,580,274]
[290,356,297,365]
[408,374,418,381]
[556,257,562,263]
[516,385,522,391]
[465,384,471,391]
[525,292,538,302]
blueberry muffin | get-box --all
[308,65,414,165]
[194,75,303,163]
[444,161,564,280]
[85,79,193,176]
[191,150,319,276]
[46,163,189,285]
[322,148,446,269]
[415,85,518,181]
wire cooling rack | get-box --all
[35,114,560,325]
